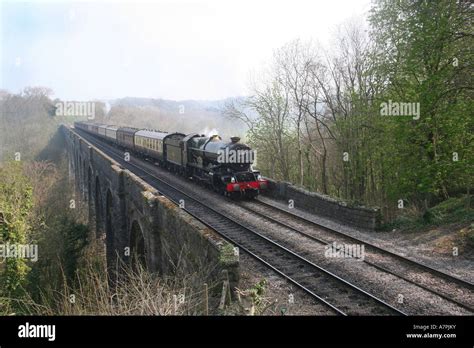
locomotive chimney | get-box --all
[231,136,240,143]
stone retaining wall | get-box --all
[263,178,381,230]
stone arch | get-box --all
[67,146,75,181]
[78,155,83,193]
[95,176,103,238]
[87,166,92,203]
[72,149,76,174]
[74,151,78,187]
[129,220,147,271]
[75,151,81,190]
[105,189,115,269]
[82,158,87,198]
[74,147,79,172]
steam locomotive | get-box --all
[74,121,268,198]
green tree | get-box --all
[369,0,474,209]
[0,162,33,304]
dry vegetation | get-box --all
[11,245,218,316]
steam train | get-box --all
[74,121,268,198]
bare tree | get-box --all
[274,39,318,186]
[224,76,292,181]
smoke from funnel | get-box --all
[200,127,219,137]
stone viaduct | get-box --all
[61,125,239,288]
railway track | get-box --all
[237,198,474,313]
[74,128,406,316]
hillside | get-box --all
[103,96,248,141]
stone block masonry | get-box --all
[263,178,381,230]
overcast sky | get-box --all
[1,0,371,101]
